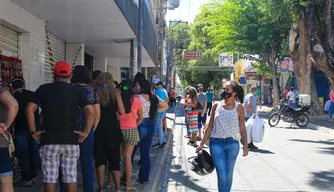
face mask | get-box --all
[133,87,141,94]
[198,88,203,92]
[222,91,233,100]
[208,90,211,92]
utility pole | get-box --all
[137,0,143,73]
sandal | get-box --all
[106,184,115,190]
[126,185,137,191]
[136,179,148,184]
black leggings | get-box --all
[94,125,122,171]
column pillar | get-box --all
[94,57,107,72]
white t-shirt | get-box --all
[287,91,296,103]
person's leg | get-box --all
[108,145,121,192]
[0,147,14,192]
[185,116,191,137]
[13,130,32,183]
[0,175,13,192]
[94,128,108,191]
[225,138,240,191]
[28,135,39,181]
[123,144,135,187]
[207,103,212,116]
[155,112,166,145]
[328,102,334,120]
[60,145,79,192]
[138,120,156,182]
[80,130,94,192]
[209,138,228,192]
[163,115,167,136]
[40,145,61,192]
[197,113,203,140]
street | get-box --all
[164,104,334,192]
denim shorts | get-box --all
[0,147,13,178]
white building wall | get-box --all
[107,65,120,83]
[0,0,45,91]
[94,57,107,72]
[66,44,84,67]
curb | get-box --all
[138,107,176,192]
[307,123,334,138]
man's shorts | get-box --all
[0,147,13,178]
[198,113,207,128]
[40,144,79,183]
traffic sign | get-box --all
[184,51,202,60]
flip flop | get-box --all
[126,186,137,191]
[106,184,115,190]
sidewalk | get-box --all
[257,105,334,138]
[14,107,176,192]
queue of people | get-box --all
[0,61,170,192]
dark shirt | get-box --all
[0,86,9,148]
[12,89,41,132]
[97,99,122,139]
[32,82,90,145]
[74,84,99,131]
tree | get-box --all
[175,7,231,91]
[204,0,292,108]
[288,0,334,114]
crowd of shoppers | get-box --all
[0,61,170,192]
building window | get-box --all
[120,68,130,81]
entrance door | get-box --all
[84,52,93,72]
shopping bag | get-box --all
[245,119,252,144]
[250,114,265,143]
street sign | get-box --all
[238,77,246,84]
[219,53,233,67]
[184,51,202,60]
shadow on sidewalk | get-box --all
[289,139,334,155]
[309,169,334,191]
[165,164,211,192]
[249,148,275,154]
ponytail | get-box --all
[230,81,244,104]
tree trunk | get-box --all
[289,13,321,115]
[265,54,279,109]
[304,3,334,84]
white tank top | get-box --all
[138,94,151,118]
[211,101,241,141]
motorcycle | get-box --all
[268,99,310,127]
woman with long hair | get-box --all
[118,80,143,191]
[59,65,100,192]
[94,72,125,192]
[196,81,248,192]
[183,86,199,146]
[132,79,168,184]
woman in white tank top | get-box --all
[196,81,248,192]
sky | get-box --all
[166,0,212,23]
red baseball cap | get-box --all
[54,61,71,77]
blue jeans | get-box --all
[59,128,94,192]
[290,103,297,109]
[209,137,240,192]
[328,102,334,119]
[155,111,166,144]
[14,130,39,182]
[132,118,156,182]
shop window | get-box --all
[120,68,130,81]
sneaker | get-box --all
[159,142,166,148]
[187,141,194,145]
[248,142,258,150]
[152,143,160,148]
[21,180,33,187]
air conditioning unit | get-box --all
[299,94,311,106]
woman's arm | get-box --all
[238,104,248,157]
[157,98,168,113]
[0,91,18,130]
[93,104,100,131]
[136,108,143,126]
[196,103,218,152]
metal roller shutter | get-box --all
[44,32,66,83]
[0,25,19,58]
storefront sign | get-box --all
[184,51,202,60]
[219,53,233,67]
[280,59,289,72]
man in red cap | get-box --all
[26,61,95,192]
